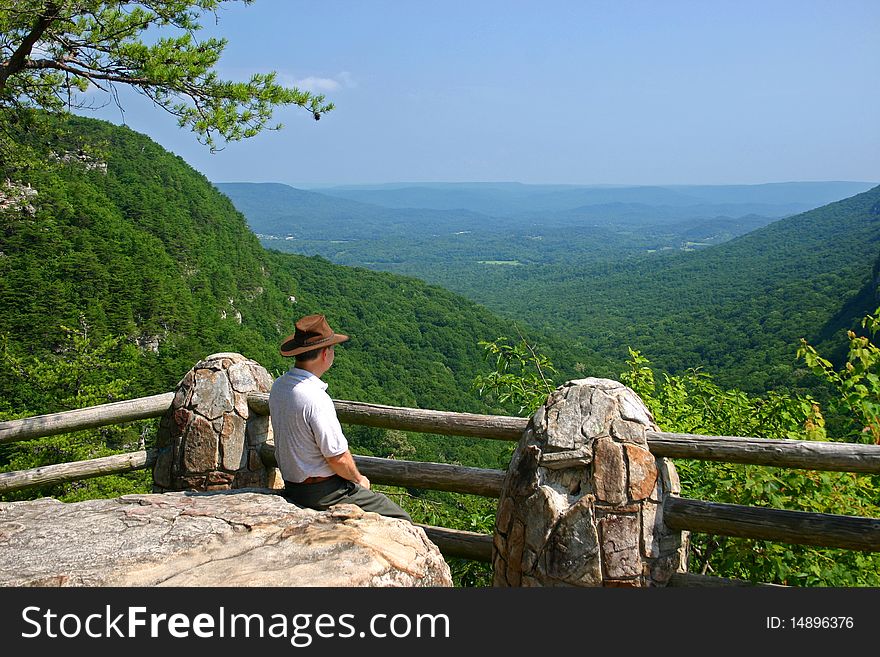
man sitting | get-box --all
[269,313,412,522]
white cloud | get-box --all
[295,77,341,92]
[281,72,355,93]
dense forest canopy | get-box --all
[1,114,611,406]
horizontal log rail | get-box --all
[664,496,880,552]
[356,455,505,498]
[667,572,785,587]
[417,525,493,562]
[253,395,880,474]
[0,449,158,494]
[648,431,880,475]
[0,393,175,445]
[247,393,525,441]
[0,444,504,499]
[3,392,879,474]
[260,444,505,498]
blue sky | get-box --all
[88,0,880,186]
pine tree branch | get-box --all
[0,1,62,91]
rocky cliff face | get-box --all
[0,490,452,587]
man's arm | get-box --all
[326,450,371,489]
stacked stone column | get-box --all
[493,378,688,586]
[153,353,275,492]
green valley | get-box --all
[223,180,879,393]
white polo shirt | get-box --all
[268,367,349,483]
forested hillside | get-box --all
[0,115,611,501]
[411,185,880,393]
[502,185,880,392]
[1,115,607,403]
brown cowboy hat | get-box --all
[280,314,350,357]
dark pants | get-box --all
[284,475,412,522]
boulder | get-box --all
[0,489,452,587]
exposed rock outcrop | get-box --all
[0,179,38,215]
[0,490,452,587]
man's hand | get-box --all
[356,474,371,490]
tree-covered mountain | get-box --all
[0,114,610,460]
[492,184,880,392]
[221,181,827,306]
[1,118,617,584]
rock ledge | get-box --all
[0,489,452,587]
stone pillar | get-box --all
[153,353,275,492]
[492,378,689,587]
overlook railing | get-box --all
[2,358,879,587]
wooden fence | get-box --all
[1,387,879,586]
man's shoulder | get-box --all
[272,373,330,402]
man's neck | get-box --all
[295,362,326,378]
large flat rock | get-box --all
[0,490,452,587]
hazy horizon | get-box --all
[217,179,880,189]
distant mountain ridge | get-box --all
[306,180,876,216]
[218,181,875,241]
[214,182,493,238]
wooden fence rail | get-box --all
[0,393,175,445]
[249,394,880,474]
[647,432,880,475]
[0,449,158,494]
[664,496,880,552]
[258,445,505,498]
[417,525,493,562]
[5,392,877,474]
[246,394,525,441]
[2,391,880,572]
